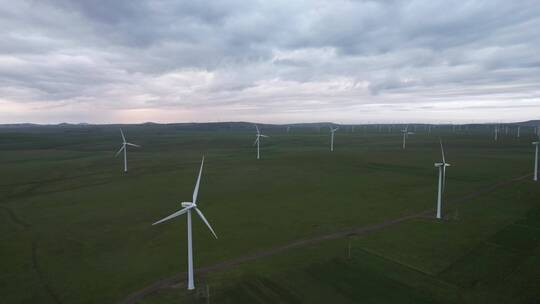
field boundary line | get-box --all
[0,205,30,228]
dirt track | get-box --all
[120,173,533,304]
[32,239,63,304]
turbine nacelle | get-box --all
[181,202,194,208]
[434,162,451,167]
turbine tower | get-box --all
[533,140,539,182]
[152,157,217,290]
[330,126,339,151]
[115,128,140,172]
[435,140,451,219]
[254,125,268,159]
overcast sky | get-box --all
[1,0,539,124]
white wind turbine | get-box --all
[435,140,451,219]
[401,126,414,149]
[152,157,217,290]
[330,126,339,152]
[115,128,140,172]
[533,139,539,182]
[254,125,269,159]
[494,126,499,141]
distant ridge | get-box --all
[514,120,540,126]
[0,120,538,128]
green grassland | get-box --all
[0,123,538,303]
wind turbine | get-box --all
[435,140,451,219]
[517,126,521,138]
[401,126,414,149]
[494,126,499,141]
[115,128,140,172]
[533,140,539,182]
[254,125,268,159]
[330,126,339,152]
[152,157,217,290]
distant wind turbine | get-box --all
[435,140,451,219]
[330,126,339,151]
[533,140,539,182]
[115,128,140,172]
[494,126,499,141]
[517,126,521,138]
[401,126,414,149]
[254,125,268,159]
[152,157,217,290]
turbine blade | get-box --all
[126,143,141,147]
[192,156,204,205]
[440,139,446,164]
[195,208,218,239]
[120,128,126,142]
[115,145,125,157]
[255,125,259,134]
[260,134,269,138]
[152,207,189,225]
[253,136,259,146]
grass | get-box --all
[0,123,538,303]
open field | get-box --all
[1,123,539,303]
